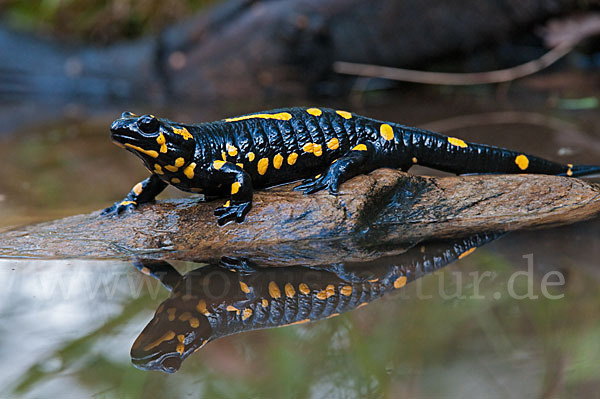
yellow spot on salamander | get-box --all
[222,151,227,161]
[299,283,310,295]
[143,330,175,351]
[394,276,407,289]
[236,163,244,169]
[154,164,164,175]
[176,343,185,355]
[156,133,168,153]
[336,110,352,119]
[288,319,310,326]
[173,126,192,140]
[262,299,269,307]
[380,124,394,141]
[124,143,158,158]
[287,152,298,165]
[258,158,269,175]
[316,284,335,300]
[340,285,352,296]
[273,153,283,169]
[119,201,136,206]
[412,157,418,163]
[133,183,143,195]
[178,312,191,321]
[225,112,293,122]
[227,144,238,156]
[269,281,281,298]
[171,177,181,184]
[567,163,573,176]
[165,157,185,173]
[242,308,253,320]
[448,137,468,148]
[313,144,323,157]
[285,283,296,298]
[140,266,151,278]
[303,143,314,153]
[226,305,240,314]
[458,247,476,259]
[307,108,322,116]
[189,317,200,328]
[167,307,176,321]
[213,160,226,170]
[224,200,230,208]
[352,144,367,151]
[325,284,335,297]
[183,162,196,179]
[240,281,250,293]
[247,152,255,162]
[231,182,241,194]
[515,154,529,170]
[196,300,210,316]
[327,138,339,150]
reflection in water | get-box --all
[131,233,501,373]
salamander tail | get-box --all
[560,164,600,178]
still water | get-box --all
[1,88,600,398]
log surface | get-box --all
[1,170,599,266]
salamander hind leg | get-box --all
[294,142,376,195]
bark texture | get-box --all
[1,170,599,266]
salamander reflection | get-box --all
[131,233,500,373]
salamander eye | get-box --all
[138,115,160,134]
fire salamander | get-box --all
[130,232,500,373]
[105,108,600,225]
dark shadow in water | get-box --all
[130,232,501,373]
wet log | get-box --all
[1,170,599,266]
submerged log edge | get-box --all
[1,170,599,266]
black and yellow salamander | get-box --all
[104,108,600,225]
[130,232,500,373]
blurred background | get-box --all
[1,0,600,398]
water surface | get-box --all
[2,87,600,398]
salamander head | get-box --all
[130,297,212,373]
[110,112,196,174]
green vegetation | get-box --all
[1,0,218,42]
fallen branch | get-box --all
[333,42,574,85]
[1,170,599,266]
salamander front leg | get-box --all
[295,142,375,195]
[102,174,168,215]
[132,258,182,291]
[211,162,253,225]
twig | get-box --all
[333,43,574,85]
